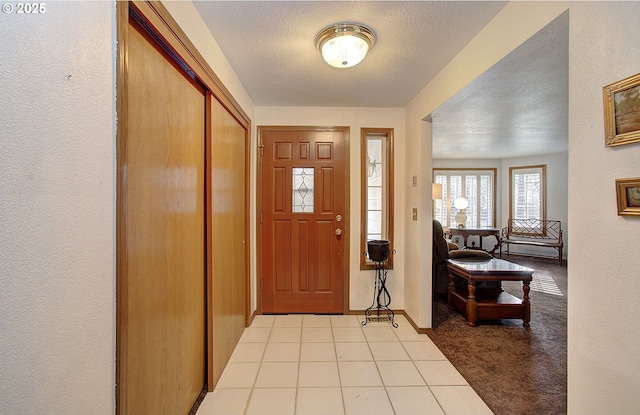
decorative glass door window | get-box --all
[292,167,314,212]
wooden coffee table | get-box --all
[447,258,534,327]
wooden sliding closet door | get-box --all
[122,18,206,415]
[208,95,248,387]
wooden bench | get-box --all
[499,219,564,265]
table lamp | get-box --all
[454,197,468,228]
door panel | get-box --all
[261,128,347,314]
[208,94,248,388]
[124,18,205,415]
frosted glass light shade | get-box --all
[454,197,469,210]
[321,36,369,68]
[316,23,376,69]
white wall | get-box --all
[567,2,640,414]
[433,159,501,170]
[403,120,434,327]
[255,107,406,311]
[0,2,116,414]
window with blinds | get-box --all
[509,165,546,230]
[433,169,496,229]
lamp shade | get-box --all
[432,183,443,200]
[454,197,469,210]
[315,23,375,68]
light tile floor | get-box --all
[196,314,494,415]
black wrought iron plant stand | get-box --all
[362,240,397,328]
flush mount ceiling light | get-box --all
[315,23,376,69]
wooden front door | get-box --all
[260,127,348,314]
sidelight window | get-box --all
[361,128,394,269]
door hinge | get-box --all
[258,143,264,157]
[260,212,263,224]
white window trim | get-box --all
[509,165,546,229]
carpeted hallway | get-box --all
[429,255,567,415]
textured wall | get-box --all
[567,2,640,414]
[0,2,115,414]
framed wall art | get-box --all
[603,72,640,147]
[616,177,640,216]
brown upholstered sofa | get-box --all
[432,220,452,296]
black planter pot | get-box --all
[367,240,390,262]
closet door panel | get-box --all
[124,19,206,415]
[209,94,248,387]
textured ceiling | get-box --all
[192,1,568,159]
[194,1,507,107]
[431,11,569,159]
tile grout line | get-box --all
[243,317,274,415]
[328,316,348,415]
[228,314,489,415]
[368,319,401,415]
[293,321,302,415]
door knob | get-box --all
[335,228,343,236]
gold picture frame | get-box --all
[616,177,640,216]
[604,72,640,147]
